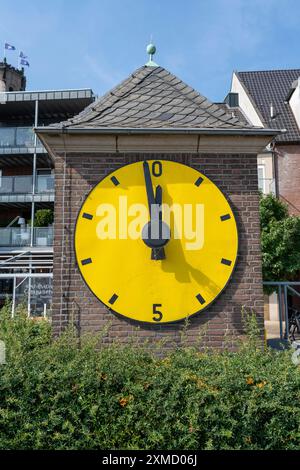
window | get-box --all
[37,169,52,175]
[258,164,266,193]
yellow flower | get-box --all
[184,373,198,382]
[119,394,134,407]
[100,373,107,381]
[119,397,128,407]
[197,378,207,389]
[256,381,267,389]
[161,358,171,366]
[246,377,254,385]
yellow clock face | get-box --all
[75,160,238,324]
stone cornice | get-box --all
[37,132,274,159]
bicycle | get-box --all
[288,307,300,342]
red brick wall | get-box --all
[52,152,264,349]
[276,145,300,215]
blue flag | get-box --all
[19,51,28,59]
[5,42,16,51]
[20,58,30,67]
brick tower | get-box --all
[0,59,26,92]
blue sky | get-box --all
[1,0,300,102]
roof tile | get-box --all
[53,66,255,130]
[237,69,300,143]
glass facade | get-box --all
[0,175,54,194]
[0,227,53,247]
[0,127,42,149]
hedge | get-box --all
[0,305,299,450]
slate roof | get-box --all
[236,69,300,143]
[51,66,256,131]
[215,102,250,125]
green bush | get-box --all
[260,194,300,292]
[29,209,54,228]
[0,306,299,450]
[260,193,288,228]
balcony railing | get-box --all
[0,227,53,247]
[0,126,42,149]
[0,175,54,194]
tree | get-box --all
[260,192,288,228]
[33,209,54,227]
[260,194,300,289]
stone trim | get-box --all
[38,133,272,157]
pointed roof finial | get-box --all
[145,39,158,67]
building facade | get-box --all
[0,60,94,314]
[227,69,300,335]
[228,69,300,206]
[37,63,276,348]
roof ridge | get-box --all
[237,68,300,75]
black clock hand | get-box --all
[152,185,165,260]
[143,161,156,216]
[142,162,170,259]
[155,184,162,205]
[155,184,165,241]
[143,160,160,249]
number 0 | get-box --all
[153,304,163,322]
[152,161,162,177]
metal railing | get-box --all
[0,273,53,317]
[0,226,53,247]
[0,175,54,194]
[0,126,42,149]
[0,251,53,270]
[264,281,300,341]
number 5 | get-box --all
[153,304,163,322]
